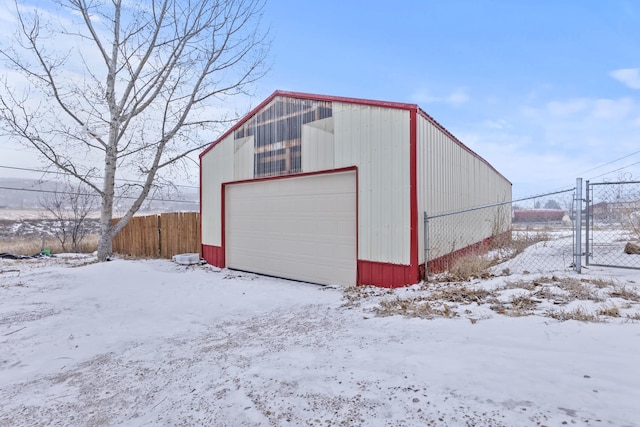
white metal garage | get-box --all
[200,91,511,287]
[224,170,357,286]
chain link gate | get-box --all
[585,180,640,270]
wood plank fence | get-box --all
[112,212,200,258]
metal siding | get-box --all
[233,135,254,180]
[201,134,234,246]
[333,102,411,265]
[301,117,335,172]
[417,115,512,263]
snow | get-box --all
[2,255,640,426]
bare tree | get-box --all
[40,182,98,252]
[0,0,269,260]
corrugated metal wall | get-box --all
[333,103,411,265]
[201,133,234,246]
[417,114,512,263]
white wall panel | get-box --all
[201,134,234,246]
[333,103,411,265]
[234,135,254,181]
[301,117,335,172]
[417,115,512,263]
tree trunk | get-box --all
[97,195,114,260]
[97,144,118,261]
[97,232,113,261]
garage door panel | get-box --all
[225,171,357,286]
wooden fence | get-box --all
[112,212,200,258]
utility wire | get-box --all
[587,160,640,181]
[0,164,199,189]
[578,148,640,176]
[0,185,199,204]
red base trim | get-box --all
[358,260,419,288]
[202,244,225,268]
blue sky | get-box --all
[1,1,639,199]
[252,0,640,197]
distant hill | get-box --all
[0,178,60,209]
[0,177,199,212]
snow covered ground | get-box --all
[1,255,640,426]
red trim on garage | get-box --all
[202,244,225,268]
[222,166,358,187]
[409,108,420,284]
[358,261,414,288]
[220,183,226,267]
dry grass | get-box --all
[626,312,640,321]
[546,306,600,322]
[609,284,640,302]
[351,272,640,324]
[373,297,458,319]
[532,286,557,301]
[510,294,539,311]
[499,229,551,257]
[597,304,621,317]
[433,229,553,281]
[583,277,617,289]
[0,235,98,255]
[489,294,540,317]
[442,253,494,281]
[555,277,604,302]
[425,284,491,304]
[501,279,537,291]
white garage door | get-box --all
[225,170,357,286]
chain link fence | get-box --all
[425,188,579,278]
[586,180,640,269]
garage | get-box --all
[200,91,511,287]
[224,169,357,286]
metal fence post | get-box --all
[575,178,582,273]
[424,211,429,282]
[585,180,590,265]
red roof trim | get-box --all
[274,90,418,111]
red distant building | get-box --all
[513,209,565,222]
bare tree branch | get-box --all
[0,0,270,260]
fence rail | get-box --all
[425,187,579,277]
[112,212,200,258]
